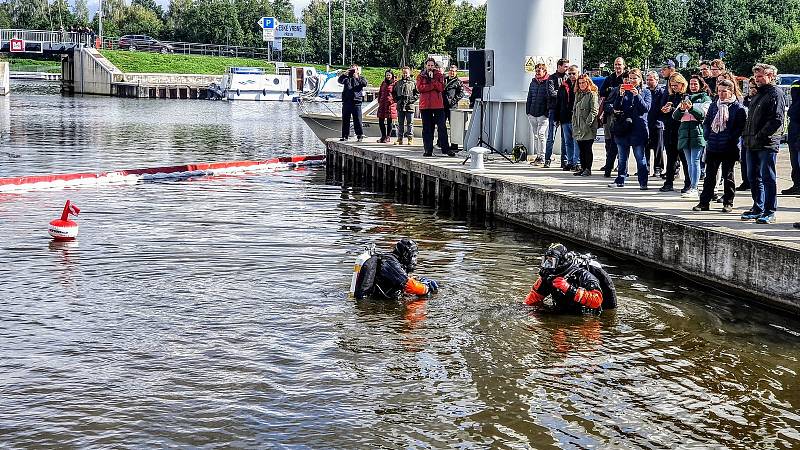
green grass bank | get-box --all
[100,50,392,86]
[0,55,61,73]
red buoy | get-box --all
[48,200,80,241]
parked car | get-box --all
[118,35,173,54]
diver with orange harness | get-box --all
[525,243,617,314]
[351,238,438,300]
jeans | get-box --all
[561,122,578,165]
[546,110,565,164]
[528,114,548,159]
[341,102,363,138]
[646,124,665,172]
[421,109,449,153]
[789,136,800,188]
[739,143,750,189]
[700,153,736,206]
[615,136,648,187]
[682,146,703,190]
[747,150,778,215]
[398,111,414,138]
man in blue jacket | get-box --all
[740,64,786,224]
[782,79,800,195]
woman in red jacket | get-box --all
[416,59,454,157]
[377,70,398,143]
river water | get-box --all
[1,82,799,449]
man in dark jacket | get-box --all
[555,65,580,171]
[740,64,786,224]
[783,79,800,195]
[393,66,419,146]
[546,58,570,167]
[338,64,368,142]
[645,70,666,177]
[438,65,464,150]
[599,57,628,177]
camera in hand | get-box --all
[622,83,634,91]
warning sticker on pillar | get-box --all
[524,56,558,74]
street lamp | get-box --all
[328,0,332,68]
[342,0,346,66]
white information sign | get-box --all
[262,29,275,42]
[276,23,306,39]
[273,38,283,51]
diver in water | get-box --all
[524,243,617,314]
[353,238,438,300]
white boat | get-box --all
[220,65,343,102]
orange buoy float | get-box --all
[48,200,80,241]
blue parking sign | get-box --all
[261,17,276,29]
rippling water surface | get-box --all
[1,82,799,448]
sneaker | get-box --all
[692,203,710,211]
[652,169,663,178]
[423,151,433,157]
[658,185,674,192]
[608,182,624,188]
[780,186,800,195]
[562,164,573,171]
[640,185,649,191]
[756,213,776,224]
[543,160,551,168]
[580,169,592,176]
[573,170,584,176]
[408,137,414,145]
[395,139,404,145]
[740,209,762,220]
[722,204,733,213]
[680,189,698,198]
[357,135,364,142]
[443,150,456,157]
[339,137,349,141]
[735,183,750,192]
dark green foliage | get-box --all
[767,44,800,75]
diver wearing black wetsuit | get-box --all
[524,243,616,314]
[355,239,438,300]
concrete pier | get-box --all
[326,140,800,313]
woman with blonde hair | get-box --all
[571,74,600,176]
[659,73,692,192]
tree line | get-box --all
[2,0,800,74]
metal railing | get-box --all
[0,29,94,46]
[100,37,275,60]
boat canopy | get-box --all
[228,67,265,75]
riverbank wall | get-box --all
[326,139,800,314]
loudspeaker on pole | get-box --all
[468,49,494,88]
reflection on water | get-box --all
[0,84,799,448]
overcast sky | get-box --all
[81,0,487,20]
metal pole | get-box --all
[342,0,346,66]
[327,0,332,67]
[98,0,103,43]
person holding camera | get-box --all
[338,64,368,142]
[671,75,711,199]
[658,73,691,193]
[416,58,453,157]
[605,68,652,189]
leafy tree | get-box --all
[584,0,659,69]
[6,0,51,29]
[375,0,456,67]
[646,0,695,65]
[766,43,800,74]
[73,0,90,26]
[727,15,792,74]
[0,3,11,28]
[122,4,163,37]
[233,0,272,47]
[684,0,746,61]
[444,1,485,58]
[131,0,165,21]
[51,0,76,29]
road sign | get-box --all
[273,38,283,51]
[10,38,24,53]
[676,53,691,69]
[260,17,276,29]
[276,23,306,39]
[262,29,275,42]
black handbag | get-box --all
[612,112,633,135]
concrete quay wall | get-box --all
[326,140,800,314]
